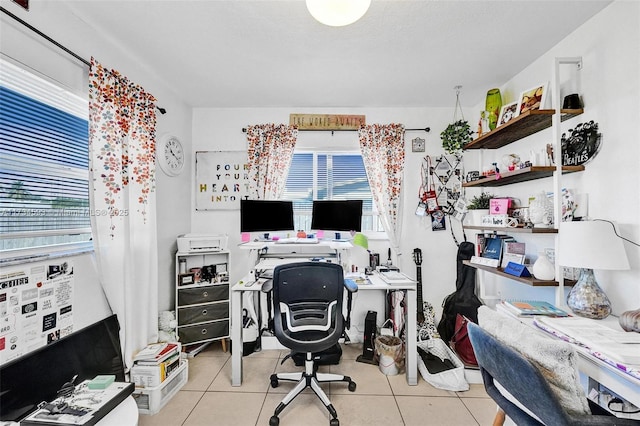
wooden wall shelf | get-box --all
[464,109,584,150]
[462,165,585,187]
[463,260,575,287]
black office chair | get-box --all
[269,262,357,426]
[467,322,640,426]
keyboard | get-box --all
[274,237,319,244]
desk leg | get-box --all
[231,290,243,386]
[405,288,418,385]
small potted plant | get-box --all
[441,120,473,154]
[464,192,495,226]
[467,192,495,210]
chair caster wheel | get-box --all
[269,415,280,426]
[348,381,356,392]
[330,418,339,426]
[270,379,279,388]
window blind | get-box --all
[282,152,375,231]
[0,58,91,250]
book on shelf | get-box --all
[501,241,526,268]
[482,235,515,263]
[131,354,181,388]
[500,300,569,317]
[476,233,487,257]
[134,342,179,364]
[133,342,168,361]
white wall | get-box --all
[191,107,465,326]
[192,1,640,320]
[464,1,640,313]
[0,0,192,315]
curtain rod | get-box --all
[0,6,167,115]
[242,127,430,134]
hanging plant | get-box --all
[441,120,473,153]
[441,86,473,154]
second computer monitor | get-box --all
[310,200,363,232]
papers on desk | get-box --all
[344,272,371,286]
[379,270,412,284]
[534,316,640,365]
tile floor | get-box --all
[137,342,498,426]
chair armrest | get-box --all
[343,279,358,293]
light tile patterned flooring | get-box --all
[138,342,498,426]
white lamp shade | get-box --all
[306,0,371,27]
[558,221,630,270]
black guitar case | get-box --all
[437,241,483,343]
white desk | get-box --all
[230,270,417,386]
[503,310,640,410]
[98,396,138,426]
[562,317,640,409]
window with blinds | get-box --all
[0,58,91,251]
[282,152,379,232]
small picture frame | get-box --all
[411,137,425,152]
[178,273,195,286]
[497,101,519,127]
[517,83,548,115]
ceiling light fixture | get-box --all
[306,0,371,27]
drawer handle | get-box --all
[201,309,208,316]
[202,291,208,297]
[201,328,208,335]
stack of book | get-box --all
[497,300,569,317]
[131,342,181,388]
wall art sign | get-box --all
[561,120,602,166]
[289,114,366,130]
[195,151,250,210]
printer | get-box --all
[177,234,228,253]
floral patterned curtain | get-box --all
[88,57,159,369]
[358,123,406,258]
[245,124,298,199]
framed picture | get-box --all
[517,83,547,115]
[178,273,195,286]
[411,137,425,152]
[497,101,519,127]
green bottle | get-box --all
[485,88,502,131]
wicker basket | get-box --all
[417,338,468,391]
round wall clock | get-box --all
[158,135,185,176]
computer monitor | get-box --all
[310,200,363,232]
[240,199,295,233]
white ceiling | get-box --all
[61,0,611,108]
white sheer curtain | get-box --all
[358,123,406,259]
[245,123,298,199]
[88,57,159,369]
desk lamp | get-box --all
[352,233,368,250]
[558,220,630,319]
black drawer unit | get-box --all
[177,284,229,306]
[175,249,230,349]
[177,302,229,326]
[177,319,229,345]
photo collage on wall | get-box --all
[418,155,464,231]
[0,261,74,364]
